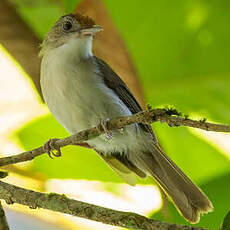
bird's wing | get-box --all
[93,56,157,142]
[97,152,137,186]
[96,151,146,186]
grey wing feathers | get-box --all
[93,56,157,142]
[96,151,138,186]
[96,150,146,186]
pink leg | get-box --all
[73,142,92,149]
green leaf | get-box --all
[14,114,155,184]
[14,112,230,186]
[154,122,230,184]
[8,0,61,38]
[15,114,123,182]
[104,0,230,123]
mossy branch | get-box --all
[0,180,208,230]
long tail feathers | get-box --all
[97,145,213,223]
[129,145,213,223]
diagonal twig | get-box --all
[0,107,229,167]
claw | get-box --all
[100,118,113,140]
[43,138,62,158]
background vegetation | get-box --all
[1,0,230,229]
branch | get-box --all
[0,180,207,230]
[0,201,9,230]
[0,107,229,167]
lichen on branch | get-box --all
[0,180,208,230]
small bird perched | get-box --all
[40,13,213,223]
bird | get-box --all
[39,13,213,223]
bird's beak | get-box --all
[80,25,103,37]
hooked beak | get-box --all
[80,25,103,37]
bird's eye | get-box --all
[63,21,72,31]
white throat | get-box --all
[42,36,93,62]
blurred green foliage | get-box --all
[153,172,230,229]
[10,0,230,229]
[221,209,230,230]
[16,115,124,182]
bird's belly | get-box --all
[41,64,151,154]
[41,72,148,153]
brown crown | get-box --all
[73,13,95,28]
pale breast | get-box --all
[40,51,152,154]
[41,52,131,131]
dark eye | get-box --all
[63,21,72,31]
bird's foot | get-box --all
[100,118,113,140]
[43,138,62,159]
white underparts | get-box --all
[40,36,153,154]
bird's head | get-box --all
[39,13,102,57]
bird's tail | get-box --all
[129,145,213,223]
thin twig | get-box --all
[0,180,207,230]
[0,201,9,230]
[0,108,229,167]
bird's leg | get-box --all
[73,142,92,149]
[99,118,113,140]
[43,138,62,159]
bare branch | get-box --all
[0,180,207,230]
[0,201,9,230]
[0,107,229,168]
